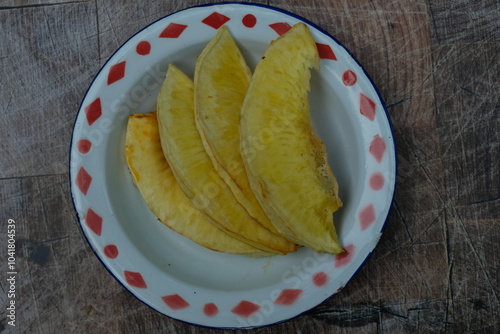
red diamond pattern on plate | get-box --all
[124,271,147,289]
[274,289,303,305]
[107,61,126,85]
[360,93,376,121]
[85,208,102,236]
[84,98,102,126]
[76,167,92,195]
[202,12,230,29]
[231,300,260,317]
[369,134,386,163]
[359,204,376,231]
[269,22,291,35]
[162,294,190,310]
[159,23,188,38]
[316,43,337,60]
[335,244,355,268]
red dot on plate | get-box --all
[136,41,151,55]
[104,244,118,259]
[312,272,328,286]
[203,303,218,317]
[342,70,357,86]
[242,14,257,27]
[77,139,91,154]
[369,172,385,191]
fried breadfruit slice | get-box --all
[125,112,270,256]
[240,23,343,254]
[157,64,297,255]
[194,26,278,234]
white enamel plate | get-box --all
[70,3,396,329]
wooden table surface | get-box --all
[1,0,499,333]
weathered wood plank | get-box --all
[0,0,78,7]
[96,0,267,64]
[265,2,451,332]
[432,41,500,332]
[0,174,122,333]
[429,0,500,44]
[1,0,499,333]
[270,0,435,130]
[433,42,500,206]
[0,2,99,178]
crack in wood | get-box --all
[459,85,480,97]
[307,302,382,327]
[308,301,454,329]
[0,1,94,11]
[448,208,500,306]
[386,97,412,109]
[0,172,68,181]
[468,197,500,205]
[394,200,414,243]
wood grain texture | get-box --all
[429,0,500,44]
[432,41,500,332]
[0,2,99,178]
[0,0,499,333]
[0,0,75,7]
[271,0,436,130]
[96,0,267,64]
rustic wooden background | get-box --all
[1,0,499,333]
